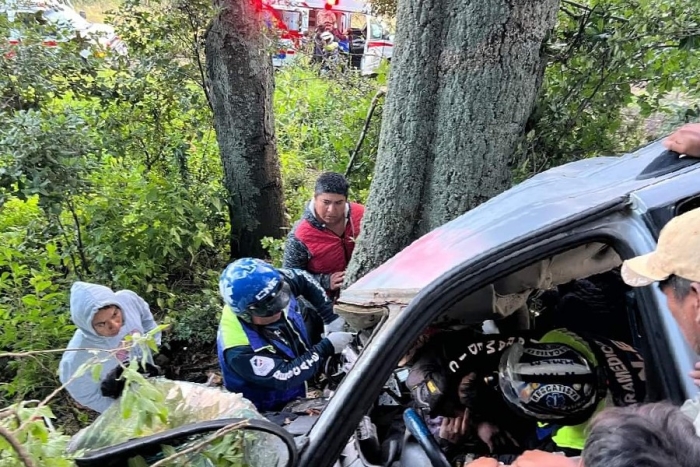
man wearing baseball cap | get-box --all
[621,207,700,359]
[621,210,700,390]
[621,123,700,387]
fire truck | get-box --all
[265,0,393,76]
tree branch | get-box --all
[182,2,214,113]
[0,425,36,467]
[0,346,127,359]
[66,198,91,275]
[53,214,81,280]
[345,87,386,178]
[560,0,628,22]
[10,349,125,435]
[149,420,249,467]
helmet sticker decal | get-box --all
[530,384,581,403]
[255,277,280,301]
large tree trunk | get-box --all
[205,0,286,259]
[346,0,559,283]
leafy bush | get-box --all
[274,64,384,221]
[0,197,72,405]
[514,0,700,180]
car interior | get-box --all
[333,240,675,467]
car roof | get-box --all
[339,138,700,306]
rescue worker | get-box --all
[406,328,646,463]
[216,258,354,412]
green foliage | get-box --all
[0,106,98,209]
[260,237,286,267]
[80,163,224,294]
[274,64,382,220]
[163,279,223,348]
[0,402,74,467]
[515,0,700,180]
[258,63,384,261]
[0,197,72,404]
[0,11,103,112]
[0,0,227,408]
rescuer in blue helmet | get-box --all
[216,258,353,412]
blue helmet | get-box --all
[219,258,291,320]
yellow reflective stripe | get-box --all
[552,423,587,450]
[219,306,249,349]
[552,400,606,450]
[219,306,274,352]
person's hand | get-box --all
[326,332,354,353]
[467,458,501,467]
[100,362,161,399]
[690,361,700,387]
[475,421,515,453]
[438,408,469,444]
[664,123,700,157]
[329,271,345,290]
[324,316,346,334]
[510,450,579,467]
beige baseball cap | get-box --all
[622,207,700,287]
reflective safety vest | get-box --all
[217,296,310,412]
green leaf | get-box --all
[91,363,104,382]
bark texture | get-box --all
[205,0,286,259]
[345,0,560,284]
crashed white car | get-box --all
[2,0,127,58]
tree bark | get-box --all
[346,0,560,283]
[205,0,286,259]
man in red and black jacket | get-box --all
[283,172,364,301]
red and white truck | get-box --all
[265,0,393,76]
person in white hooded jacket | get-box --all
[59,281,161,413]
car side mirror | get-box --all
[73,418,298,467]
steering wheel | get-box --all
[403,408,451,467]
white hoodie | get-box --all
[58,282,161,413]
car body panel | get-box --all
[305,202,700,465]
[299,138,700,466]
[338,139,700,307]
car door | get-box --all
[299,205,693,466]
[627,166,700,399]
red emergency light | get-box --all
[324,0,338,9]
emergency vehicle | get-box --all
[1,0,127,58]
[264,0,393,76]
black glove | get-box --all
[100,362,162,399]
